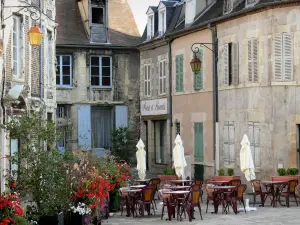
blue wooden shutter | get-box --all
[115,105,128,128]
[179,55,184,91]
[194,49,203,90]
[175,55,180,92]
[194,122,204,162]
[10,139,18,179]
[78,105,92,149]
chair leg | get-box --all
[294,194,298,206]
[198,205,203,220]
[253,194,256,207]
[286,196,290,208]
[206,199,209,213]
[153,198,157,209]
[161,205,164,220]
[152,202,156,215]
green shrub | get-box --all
[15,216,30,225]
[218,168,225,176]
[277,168,286,176]
[163,168,176,175]
[227,168,234,176]
[286,168,299,175]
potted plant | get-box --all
[286,168,299,175]
[227,168,234,176]
[0,192,24,225]
[277,168,286,176]
[217,169,225,176]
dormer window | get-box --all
[147,14,154,39]
[92,7,104,24]
[246,0,259,7]
[223,0,233,14]
[158,10,166,35]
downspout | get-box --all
[208,23,219,175]
[39,0,43,99]
[168,40,173,165]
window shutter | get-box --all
[194,122,204,162]
[144,65,147,96]
[283,33,293,81]
[254,123,260,167]
[163,61,167,93]
[223,123,229,164]
[159,62,162,94]
[248,39,253,82]
[179,55,184,91]
[253,38,259,82]
[274,33,282,81]
[224,44,229,85]
[232,42,239,85]
[248,122,254,163]
[229,123,235,163]
[194,49,203,90]
[78,105,92,149]
[176,56,180,92]
[115,106,128,128]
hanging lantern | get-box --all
[190,52,201,73]
[28,24,43,46]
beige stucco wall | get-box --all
[171,29,214,179]
[217,5,300,180]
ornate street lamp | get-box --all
[190,52,202,73]
[28,25,43,46]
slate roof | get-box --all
[56,0,142,47]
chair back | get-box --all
[229,179,241,186]
[205,179,213,185]
[234,184,247,200]
[193,180,203,186]
[205,184,214,199]
[148,178,161,186]
[251,180,262,194]
[288,179,298,193]
[119,187,129,197]
[141,186,155,202]
[190,184,201,191]
[158,189,171,202]
[188,190,202,206]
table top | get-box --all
[124,189,142,193]
[165,190,190,194]
[169,186,190,189]
[212,181,230,184]
[209,185,235,189]
[171,180,193,183]
[130,185,146,189]
[135,179,150,182]
[261,181,287,184]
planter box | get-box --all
[158,175,177,188]
[272,175,300,197]
[38,215,59,225]
[212,176,240,181]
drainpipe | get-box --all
[39,0,43,99]
[208,24,219,175]
[168,40,173,166]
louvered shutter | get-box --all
[248,39,253,82]
[224,44,229,85]
[148,65,151,96]
[274,33,282,81]
[283,33,293,81]
[248,122,254,164]
[144,65,147,96]
[253,38,259,82]
[176,56,180,92]
[78,105,92,149]
[194,49,203,90]
[194,122,204,162]
[229,123,235,163]
[254,123,260,167]
[159,62,162,94]
[232,42,239,85]
[180,55,184,91]
[163,61,167,93]
[223,122,229,164]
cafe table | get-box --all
[135,179,150,185]
[169,186,190,190]
[130,185,146,189]
[212,180,230,186]
[123,189,142,217]
[261,180,287,207]
[164,190,190,221]
[170,180,193,186]
[208,185,235,214]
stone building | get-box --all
[55,0,141,155]
[0,0,57,191]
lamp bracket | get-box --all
[191,43,217,54]
[4,0,55,22]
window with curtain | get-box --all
[90,56,112,87]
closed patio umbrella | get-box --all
[240,134,256,181]
[173,134,187,179]
[136,139,146,180]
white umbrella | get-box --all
[173,134,187,179]
[136,139,146,180]
[240,134,256,181]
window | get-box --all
[274,33,293,81]
[159,60,166,95]
[246,0,259,7]
[144,64,151,96]
[175,121,180,135]
[194,122,204,162]
[56,55,72,86]
[147,15,154,39]
[248,38,258,82]
[92,7,104,24]
[47,113,53,121]
[223,122,235,164]
[194,49,203,90]
[159,10,166,35]
[47,31,53,84]
[12,15,23,79]
[56,105,70,119]
[224,43,239,85]
[223,0,233,14]
[90,56,112,87]
[175,54,184,92]
[248,122,260,167]
[154,120,167,164]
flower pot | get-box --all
[64,212,82,225]
[109,191,119,212]
[38,215,59,225]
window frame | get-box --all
[159,60,167,95]
[147,14,154,39]
[90,55,113,88]
[91,6,105,25]
[158,9,166,35]
[56,55,73,87]
[47,31,53,85]
[144,64,151,97]
[245,0,259,7]
[223,0,233,14]
[248,122,260,168]
[12,15,23,79]
[223,121,235,165]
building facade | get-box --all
[0,0,57,191]
[56,0,141,155]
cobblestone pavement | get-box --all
[104,198,300,225]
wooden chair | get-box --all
[229,179,241,186]
[182,190,203,221]
[280,179,299,207]
[119,187,129,216]
[205,184,214,213]
[136,186,156,216]
[251,179,271,207]
[148,178,161,208]
[232,184,247,214]
[190,184,201,191]
[158,189,175,220]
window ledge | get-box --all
[56,86,73,90]
[90,86,112,90]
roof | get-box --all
[56,0,142,48]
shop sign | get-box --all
[141,98,167,116]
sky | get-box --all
[128,0,161,36]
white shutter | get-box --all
[283,33,293,81]
[253,38,259,82]
[229,123,235,163]
[224,44,229,85]
[223,123,229,164]
[254,123,260,167]
[274,33,282,81]
[248,122,255,165]
[248,39,252,82]
[232,42,239,85]
[144,65,148,96]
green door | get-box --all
[194,122,204,162]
